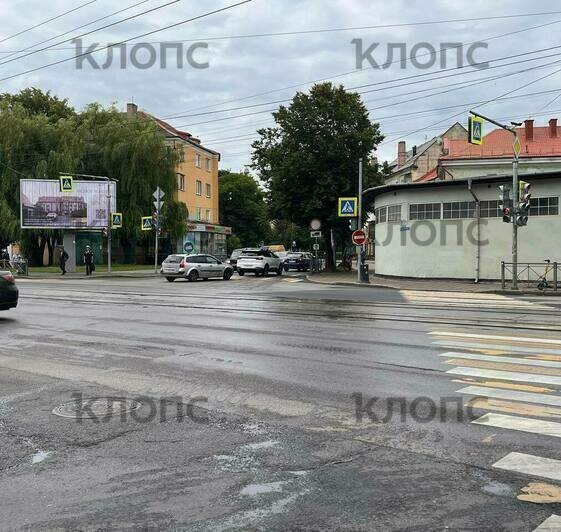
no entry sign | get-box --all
[352,229,366,246]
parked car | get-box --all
[160,254,234,282]
[0,271,18,311]
[228,248,244,271]
[283,252,312,272]
[237,248,283,276]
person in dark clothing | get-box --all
[59,247,69,275]
[83,246,94,276]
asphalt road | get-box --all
[1,272,561,531]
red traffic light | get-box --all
[502,207,511,216]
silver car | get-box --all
[161,254,234,282]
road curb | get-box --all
[305,275,560,296]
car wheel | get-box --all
[166,277,175,282]
[187,270,199,282]
[263,265,270,276]
[277,266,283,276]
[223,269,233,280]
[238,269,245,276]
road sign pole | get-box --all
[358,157,364,283]
[154,196,160,275]
[107,182,112,274]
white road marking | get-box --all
[432,331,561,346]
[439,351,561,369]
[493,452,561,482]
[433,340,561,356]
[458,385,561,408]
[447,367,561,387]
[473,413,561,439]
[533,515,561,531]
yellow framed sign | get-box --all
[338,197,358,217]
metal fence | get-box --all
[501,261,558,290]
[0,258,29,277]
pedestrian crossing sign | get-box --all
[111,213,123,228]
[338,197,358,217]
[59,175,74,193]
[141,216,153,231]
[468,116,484,145]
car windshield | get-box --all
[230,250,243,259]
[287,253,303,258]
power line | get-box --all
[0,0,98,45]
[0,0,182,69]
[0,0,254,85]
[0,0,153,63]
[163,16,561,118]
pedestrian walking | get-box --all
[59,247,69,275]
[83,245,95,276]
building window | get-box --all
[205,183,211,198]
[480,200,501,218]
[375,206,387,223]
[177,173,185,192]
[530,197,559,216]
[179,147,185,163]
[196,207,202,220]
[443,201,476,219]
[206,209,211,222]
[205,158,211,172]
[196,180,202,196]
[387,204,402,222]
[195,153,201,168]
[409,203,441,220]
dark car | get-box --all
[228,248,244,271]
[0,271,18,311]
[283,252,311,272]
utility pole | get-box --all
[107,182,112,274]
[469,111,520,289]
[357,157,363,283]
[153,187,165,274]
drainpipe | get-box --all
[468,178,480,283]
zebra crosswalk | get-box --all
[431,329,561,531]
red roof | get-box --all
[442,124,561,160]
[416,168,438,182]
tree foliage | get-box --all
[251,82,384,269]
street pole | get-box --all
[512,146,519,290]
[358,157,363,283]
[107,182,112,274]
[154,196,160,274]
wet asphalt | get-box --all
[0,273,560,531]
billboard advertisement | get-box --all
[20,179,117,229]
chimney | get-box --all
[127,102,138,115]
[549,118,558,138]
[397,141,406,167]
[524,119,534,141]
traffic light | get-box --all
[516,181,531,227]
[498,185,511,223]
[152,210,159,228]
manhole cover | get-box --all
[52,396,143,419]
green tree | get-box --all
[251,82,384,270]
[219,170,270,249]
[0,87,75,122]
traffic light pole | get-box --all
[154,197,160,275]
[469,111,520,289]
[358,157,364,283]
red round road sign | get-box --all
[352,229,366,245]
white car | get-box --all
[161,254,234,282]
[237,248,283,277]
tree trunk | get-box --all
[323,230,336,272]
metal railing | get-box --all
[501,261,558,290]
[0,258,29,277]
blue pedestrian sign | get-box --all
[183,241,194,253]
[338,197,358,217]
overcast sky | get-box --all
[1,0,561,171]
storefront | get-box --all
[181,223,231,260]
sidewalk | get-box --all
[18,269,156,280]
[306,271,557,295]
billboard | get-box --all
[20,179,117,229]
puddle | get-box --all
[481,480,513,497]
[31,451,53,464]
[240,481,287,496]
[243,440,279,451]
